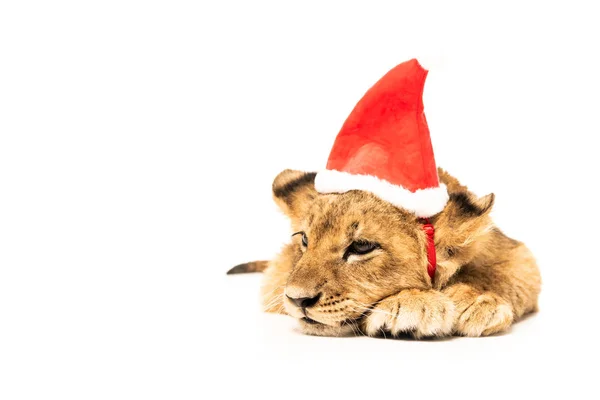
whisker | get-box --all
[263,292,286,312]
[263,297,284,312]
[261,284,285,301]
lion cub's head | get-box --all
[272,169,495,336]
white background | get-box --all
[1,1,599,399]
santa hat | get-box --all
[314,58,448,218]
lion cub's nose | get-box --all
[286,293,321,309]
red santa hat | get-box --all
[314,58,448,218]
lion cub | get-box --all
[229,168,541,338]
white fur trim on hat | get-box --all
[314,169,449,218]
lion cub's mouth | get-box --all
[298,315,365,337]
[301,316,321,325]
[300,315,364,327]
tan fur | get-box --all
[227,261,269,274]
[238,168,541,338]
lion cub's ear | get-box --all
[272,169,318,221]
[435,191,495,249]
[448,192,495,218]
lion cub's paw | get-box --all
[455,293,514,337]
[363,289,455,338]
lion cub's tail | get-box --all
[226,260,269,275]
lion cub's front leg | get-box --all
[442,245,541,337]
[443,284,514,336]
[362,289,456,338]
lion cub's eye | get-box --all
[344,240,379,259]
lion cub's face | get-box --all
[272,169,493,336]
[272,170,431,335]
[283,191,431,335]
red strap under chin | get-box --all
[421,218,437,282]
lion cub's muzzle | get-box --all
[284,286,360,336]
[285,292,322,325]
[284,285,321,313]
